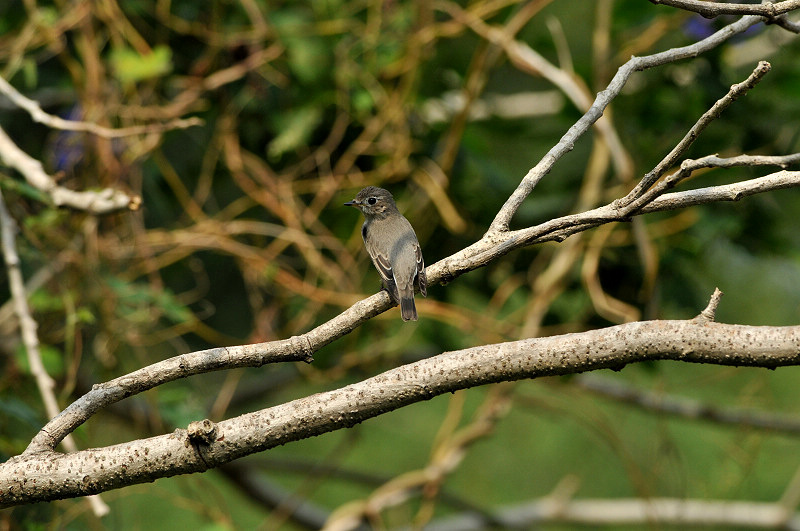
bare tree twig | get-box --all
[0,75,203,138]
[0,125,140,213]
[437,168,800,282]
[637,169,800,212]
[423,496,800,530]
[23,335,316,454]
[573,374,800,435]
[0,190,109,516]
[774,15,800,32]
[622,60,772,207]
[485,14,763,233]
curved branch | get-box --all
[23,337,317,454]
[4,317,800,506]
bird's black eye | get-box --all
[367,197,377,205]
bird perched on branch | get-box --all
[345,186,427,321]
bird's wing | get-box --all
[363,225,399,301]
[370,250,394,285]
[415,243,427,297]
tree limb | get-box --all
[4,316,800,507]
[649,0,800,20]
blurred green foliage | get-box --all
[1,0,800,529]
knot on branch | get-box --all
[290,334,315,363]
[186,419,218,446]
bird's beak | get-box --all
[344,199,358,207]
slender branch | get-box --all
[484,14,763,232]
[0,125,139,214]
[638,169,800,213]
[774,15,800,32]
[423,496,800,530]
[0,75,203,138]
[24,336,316,454]
[621,60,772,207]
[0,190,109,516]
[574,375,800,435]
[435,168,800,282]
[4,318,800,506]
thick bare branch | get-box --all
[4,319,800,506]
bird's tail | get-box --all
[399,294,417,321]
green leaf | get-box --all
[109,45,172,84]
[15,343,64,377]
[268,106,323,160]
[74,307,96,325]
[104,276,193,325]
[0,396,42,429]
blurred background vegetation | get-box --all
[1,0,800,529]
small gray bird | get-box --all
[345,186,427,321]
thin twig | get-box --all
[0,75,203,138]
[0,190,109,516]
[484,14,764,233]
[24,335,316,454]
[0,124,139,213]
[574,373,800,435]
[620,60,773,207]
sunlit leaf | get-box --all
[109,45,172,84]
